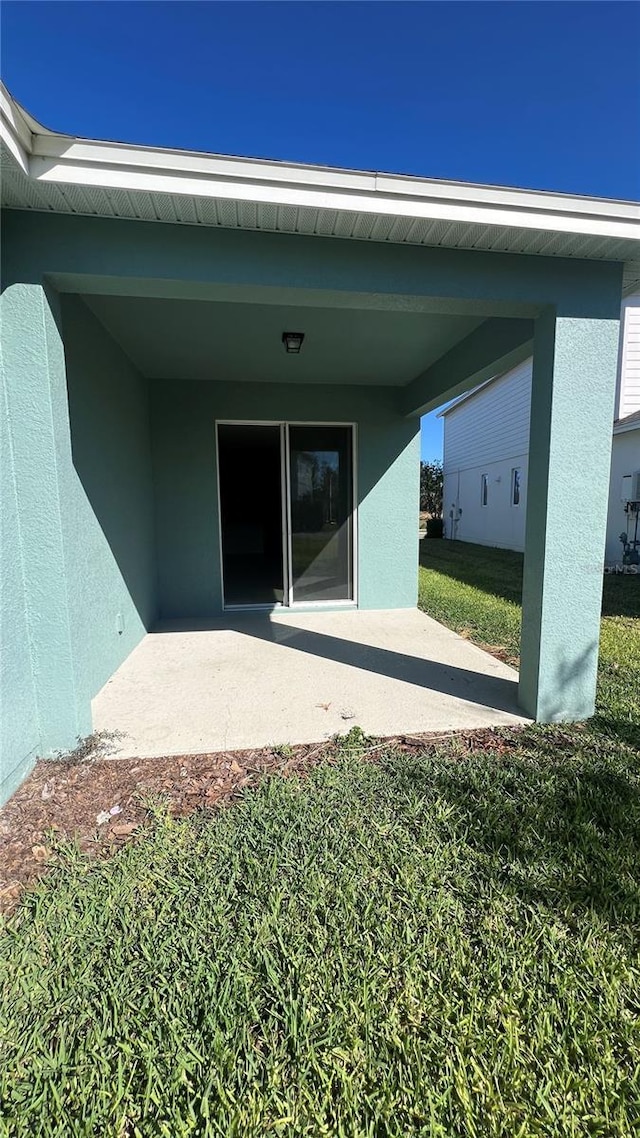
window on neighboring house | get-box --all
[511,467,521,506]
[481,473,488,506]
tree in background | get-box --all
[420,460,443,517]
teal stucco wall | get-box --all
[0,351,40,799]
[152,380,420,618]
[2,210,623,322]
[60,295,157,708]
[519,312,621,721]
[0,285,156,802]
[1,283,82,800]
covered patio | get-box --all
[92,609,527,759]
[2,83,639,800]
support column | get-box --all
[1,284,86,783]
[519,308,620,721]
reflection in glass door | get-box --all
[287,425,354,603]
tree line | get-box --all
[420,460,443,517]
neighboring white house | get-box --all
[441,296,640,565]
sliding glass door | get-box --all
[287,425,354,603]
[217,421,355,609]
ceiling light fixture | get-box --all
[282,331,305,354]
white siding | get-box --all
[605,428,640,563]
[617,300,640,420]
[443,456,529,551]
[443,358,532,473]
[442,359,532,551]
[441,299,640,556]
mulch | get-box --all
[0,727,521,915]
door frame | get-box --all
[215,420,358,612]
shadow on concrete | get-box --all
[153,613,523,718]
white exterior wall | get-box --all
[442,297,640,557]
[605,428,640,563]
[442,359,531,551]
[615,297,640,419]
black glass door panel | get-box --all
[218,424,284,606]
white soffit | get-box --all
[2,83,639,293]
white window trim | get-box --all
[511,467,522,507]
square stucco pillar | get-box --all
[519,309,620,721]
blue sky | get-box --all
[2,1,638,459]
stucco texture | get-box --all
[0,341,40,798]
[1,284,81,799]
[520,314,621,721]
[61,296,156,705]
[0,286,157,802]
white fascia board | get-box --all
[3,81,639,248]
[30,136,640,221]
[31,136,378,191]
[376,173,640,222]
[29,151,640,244]
[438,379,498,417]
[0,88,31,174]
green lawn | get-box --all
[418,539,640,745]
[2,543,639,1137]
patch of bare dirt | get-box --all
[0,727,525,914]
[454,628,519,667]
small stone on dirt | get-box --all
[96,810,111,826]
[111,822,138,838]
[109,805,122,816]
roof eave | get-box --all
[613,413,640,434]
[2,82,639,292]
[3,81,639,244]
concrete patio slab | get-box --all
[92,608,529,759]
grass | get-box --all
[2,544,639,1136]
[418,540,640,742]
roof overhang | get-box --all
[2,82,640,294]
[437,378,498,418]
[613,411,640,435]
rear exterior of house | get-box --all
[2,84,639,804]
[2,272,420,807]
[442,296,640,562]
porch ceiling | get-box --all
[83,293,484,385]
